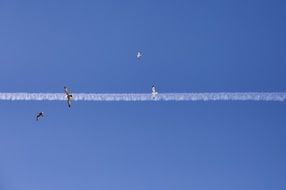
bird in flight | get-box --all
[36,112,44,121]
[64,86,73,108]
[151,85,158,99]
[137,51,143,60]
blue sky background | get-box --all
[0,0,286,189]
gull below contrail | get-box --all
[0,92,286,102]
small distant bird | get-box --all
[64,86,73,108]
[36,112,44,121]
[137,51,142,60]
[151,85,158,99]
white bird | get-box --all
[151,85,158,99]
[137,51,142,60]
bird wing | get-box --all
[64,87,69,95]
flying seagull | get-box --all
[36,112,44,121]
[64,86,73,108]
[137,51,143,60]
[151,85,158,99]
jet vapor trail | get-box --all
[0,92,286,102]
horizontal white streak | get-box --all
[0,92,286,102]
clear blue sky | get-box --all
[0,0,286,189]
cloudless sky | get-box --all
[0,0,286,190]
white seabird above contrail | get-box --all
[0,92,286,102]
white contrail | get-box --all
[0,92,286,102]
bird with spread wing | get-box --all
[36,112,44,121]
[64,86,73,108]
[151,85,158,99]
